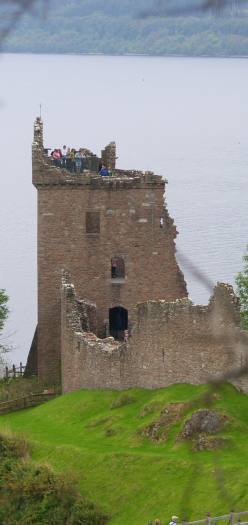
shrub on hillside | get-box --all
[0,433,108,525]
[236,245,248,330]
[111,393,135,409]
[0,376,48,402]
[0,430,29,460]
[139,400,163,417]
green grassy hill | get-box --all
[1,384,248,525]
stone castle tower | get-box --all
[27,117,248,394]
[30,117,187,386]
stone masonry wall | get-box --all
[61,280,248,393]
[61,277,125,391]
[25,326,38,377]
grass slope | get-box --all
[0,384,248,525]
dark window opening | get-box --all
[109,306,128,341]
[86,211,100,234]
[111,257,125,279]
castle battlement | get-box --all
[32,117,165,189]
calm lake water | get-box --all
[0,53,248,364]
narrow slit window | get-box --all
[111,257,125,279]
[86,211,100,233]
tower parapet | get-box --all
[32,118,165,190]
[101,141,116,171]
[33,116,43,149]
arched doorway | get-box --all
[109,306,128,340]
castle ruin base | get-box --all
[60,277,248,394]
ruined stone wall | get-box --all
[61,281,248,393]
[126,284,247,390]
[61,278,125,391]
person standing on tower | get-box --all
[99,165,109,176]
[61,145,67,168]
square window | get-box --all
[86,211,100,234]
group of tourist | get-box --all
[51,145,89,173]
[50,145,110,176]
[148,515,179,525]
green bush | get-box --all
[0,430,29,460]
[110,393,135,409]
[236,246,248,330]
[0,376,49,403]
[0,433,108,525]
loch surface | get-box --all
[0,53,248,362]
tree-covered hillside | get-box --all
[2,0,248,56]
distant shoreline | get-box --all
[2,51,248,60]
